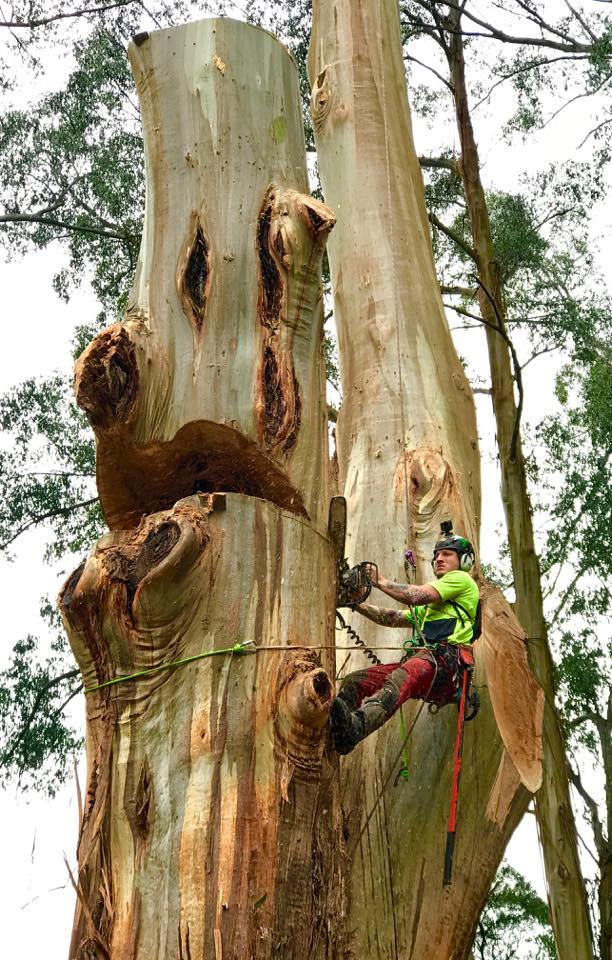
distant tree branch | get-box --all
[413,0,594,51]
[567,762,605,859]
[440,283,476,296]
[542,73,612,130]
[0,1,137,29]
[0,496,99,552]
[428,211,477,260]
[562,0,599,43]
[419,155,461,175]
[578,115,612,149]
[405,53,454,92]
[26,471,95,478]
[1,669,81,769]
[0,211,133,242]
[473,55,591,110]
[521,345,555,369]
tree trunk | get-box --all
[309,1,543,957]
[446,13,595,960]
[61,18,345,959]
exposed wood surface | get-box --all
[63,19,344,960]
[309,1,542,956]
[75,18,335,532]
[61,494,342,959]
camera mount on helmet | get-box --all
[432,520,475,572]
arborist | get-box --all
[330,524,480,755]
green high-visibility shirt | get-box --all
[402,570,479,646]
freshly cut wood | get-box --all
[309,0,543,955]
[62,19,343,960]
[75,18,335,531]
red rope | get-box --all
[444,667,469,885]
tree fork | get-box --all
[62,18,345,960]
[446,10,595,959]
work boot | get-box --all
[330,697,366,755]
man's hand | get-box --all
[363,562,379,587]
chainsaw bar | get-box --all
[328,496,347,571]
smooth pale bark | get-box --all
[63,19,344,960]
[75,18,334,531]
[447,13,595,959]
[309,1,543,957]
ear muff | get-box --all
[433,548,475,571]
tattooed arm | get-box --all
[354,604,408,628]
[364,565,441,606]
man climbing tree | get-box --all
[331,524,480,754]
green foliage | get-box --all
[556,628,608,756]
[0,600,81,796]
[0,28,144,312]
[474,863,557,960]
[537,355,612,622]
[0,374,103,558]
[323,327,340,394]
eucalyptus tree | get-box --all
[0,1,610,957]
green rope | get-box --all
[84,641,256,694]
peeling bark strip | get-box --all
[75,325,138,429]
[177,214,211,332]
[60,495,344,959]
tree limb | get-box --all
[1,669,81,769]
[0,211,133,242]
[0,1,137,29]
[475,276,525,463]
[419,155,461,177]
[567,762,605,859]
[405,53,454,92]
[428,211,477,260]
[0,497,99,552]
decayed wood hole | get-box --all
[95,419,308,530]
[178,217,211,332]
[117,521,181,615]
[75,326,138,429]
[256,191,303,453]
[257,197,283,330]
